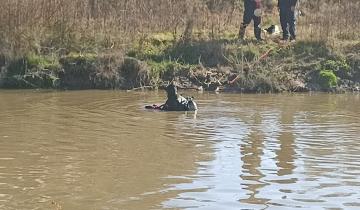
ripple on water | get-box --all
[1,92,360,210]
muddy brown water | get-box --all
[0,90,360,210]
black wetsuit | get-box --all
[162,84,197,111]
[164,95,192,111]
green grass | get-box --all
[147,59,195,83]
[2,30,360,91]
[26,53,61,71]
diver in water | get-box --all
[161,83,197,111]
[146,83,197,111]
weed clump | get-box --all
[319,70,338,89]
[2,54,61,88]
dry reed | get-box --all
[0,0,358,56]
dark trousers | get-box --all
[239,4,262,40]
[280,9,296,40]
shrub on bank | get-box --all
[319,70,338,89]
[2,54,61,88]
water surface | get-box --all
[0,90,359,210]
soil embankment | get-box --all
[1,36,359,93]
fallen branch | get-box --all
[127,85,155,92]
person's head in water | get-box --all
[166,82,178,99]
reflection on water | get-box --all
[239,120,269,207]
[0,91,360,210]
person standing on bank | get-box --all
[239,0,263,41]
[278,0,298,41]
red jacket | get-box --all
[244,0,261,9]
[255,0,261,9]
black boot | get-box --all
[290,36,296,42]
[239,24,247,40]
[281,34,289,41]
[255,27,263,41]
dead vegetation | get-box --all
[0,0,358,56]
[0,0,359,92]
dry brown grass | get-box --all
[0,0,358,57]
[298,0,360,44]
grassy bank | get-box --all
[1,34,359,92]
[0,0,359,92]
